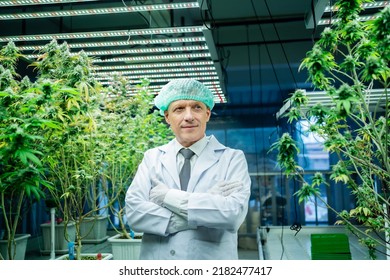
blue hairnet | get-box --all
[154,79,215,115]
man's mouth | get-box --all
[182,125,196,129]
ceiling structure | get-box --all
[0,0,387,126]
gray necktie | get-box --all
[179,148,195,191]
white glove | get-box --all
[149,178,170,206]
[167,213,196,234]
[208,181,243,196]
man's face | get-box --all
[164,100,211,147]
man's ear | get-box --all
[205,108,211,122]
[164,111,170,124]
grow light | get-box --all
[325,1,389,12]
[17,36,206,52]
[0,0,97,6]
[83,45,208,56]
[93,61,214,71]
[94,67,216,75]
[318,14,381,25]
[92,53,211,63]
[0,26,205,42]
[95,71,218,80]
[0,2,199,20]
[276,88,388,119]
[25,45,209,59]
[99,76,219,83]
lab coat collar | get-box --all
[189,135,226,191]
[158,140,180,189]
[172,135,208,157]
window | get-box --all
[296,120,330,224]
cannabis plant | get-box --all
[271,0,389,259]
[98,76,173,239]
[0,41,58,259]
[32,40,104,259]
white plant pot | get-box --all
[40,222,76,254]
[80,216,109,243]
[0,233,31,260]
[108,233,143,260]
[55,253,113,260]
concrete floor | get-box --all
[24,231,259,260]
[258,225,388,260]
[24,226,388,260]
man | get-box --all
[125,78,251,259]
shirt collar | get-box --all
[174,135,209,157]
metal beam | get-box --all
[304,0,329,29]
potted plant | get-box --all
[55,252,113,260]
[31,39,109,259]
[0,41,59,259]
[39,203,76,255]
[101,76,173,259]
[270,1,389,259]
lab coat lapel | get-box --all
[188,136,226,192]
[159,141,181,189]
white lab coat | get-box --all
[125,135,251,259]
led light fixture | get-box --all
[17,36,206,51]
[95,71,218,80]
[276,88,388,119]
[0,2,200,20]
[93,61,214,71]
[100,80,225,102]
[306,1,388,28]
[99,76,219,83]
[318,14,380,25]
[325,1,389,12]
[84,45,208,57]
[94,67,216,76]
[109,85,223,94]
[0,0,225,101]
[25,45,209,59]
[93,53,211,63]
[0,0,97,6]
[0,26,205,42]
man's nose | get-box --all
[183,107,194,120]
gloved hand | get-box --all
[167,213,196,234]
[208,181,243,196]
[149,178,170,206]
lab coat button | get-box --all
[170,250,175,256]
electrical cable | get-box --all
[246,26,254,102]
[257,44,262,101]
[289,124,303,236]
[200,0,216,30]
[219,46,230,97]
[251,0,284,259]
[199,0,229,101]
[121,0,155,42]
[310,0,317,44]
[264,0,298,89]
[329,0,334,26]
[278,163,286,259]
[249,0,292,259]
[121,0,147,21]
[249,0,283,96]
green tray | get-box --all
[311,233,352,260]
